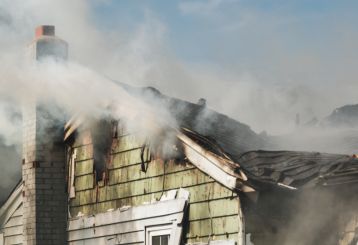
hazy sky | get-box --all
[91,0,357,68]
[1,0,358,134]
[85,0,358,133]
[89,0,358,86]
[0,0,357,201]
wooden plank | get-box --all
[96,201,118,214]
[75,174,94,191]
[108,160,163,185]
[69,198,187,230]
[75,159,94,176]
[4,216,22,228]
[11,206,22,218]
[112,134,146,153]
[68,213,183,241]
[108,160,197,186]
[74,144,93,161]
[164,160,194,174]
[0,186,22,229]
[71,205,96,217]
[106,168,212,201]
[71,190,169,216]
[71,189,97,207]
[3,225,23,237]
[186,233,238,244]
[182,144,237,189]
[186,182,237,204]
[79,190,97,206]
[208,240,237,245]
[97,186,107,202]
[106,175,164,200]
[188,215,239,238]
[4,234,23,245]
[211,215,240,234]
[69,148,77,198]
[111,148,150,169]
[71,173,232,212]
[69,238,143,245]
[164,168,212,190]
[69,231,144,244]
[189,198,239,221]
[177,131,254,193]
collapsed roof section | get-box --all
[237,150,358,190]
[178,128,358,192]
[64,83,358,195]
[118,84,274,155]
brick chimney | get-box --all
[22,25,68,245]
[28,25,68,61]
[35,25,55,38]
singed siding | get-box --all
[69,127,241,244]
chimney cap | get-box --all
[35,25,55,38]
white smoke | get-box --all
[0,0,358,200]
[1,0,357,139]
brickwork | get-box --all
[22,25,68,245]
[22,104,67,245]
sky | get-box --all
[84,0,358,133]
[92,0,357,68]
[89,0,358,83]
[1,0,358,135]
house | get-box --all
[1,25,358,245]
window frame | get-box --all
[146,224,172,245]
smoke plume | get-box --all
[0,0,358,205]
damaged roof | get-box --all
[179,127,358,192]
[66,83,358,193]
[236,150,358,190]
[121,84,274,156]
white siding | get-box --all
[68,197,188,245]
[3,205,23,245]
[0,184,23,245]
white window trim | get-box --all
[68,148,77,199]
[146,223,184,245]
[146,224,172,245]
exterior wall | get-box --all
[3,204,23,245]
[68,196,187,244]
[0,183,24,245]
[68,125,242,244]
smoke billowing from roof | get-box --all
[1,0,358,136]
[0,0,357,201]
[0,1,180,201]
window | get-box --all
[151,234,169,245]
[146,225,172,245]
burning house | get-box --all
[0,25,358,245]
